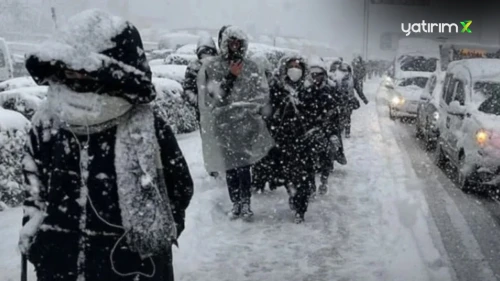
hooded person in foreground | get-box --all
[197,26,273,220]
[18,10,193,281]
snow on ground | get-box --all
[0,78,456,281]
[0,108,30,131]
[0,77,36,92]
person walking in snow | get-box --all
[183,33,218,122]
[306,57,344,195]
[331,62,367,138]
[351,54,369,104]
[197,26,273,220]
[18,10,193,281]
[266,55,328,223]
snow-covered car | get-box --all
[388,72,430,120]
[164,53,197,66]
[158,33,199,51]
[247,43,299,70]
[434,59,500,190]
[0,86,47,120]
[175,44,197,55]
[0,38,14,82]
[150,64,187,84]
[0,76,36,92]
[145,49,173,61]
[416,72,446,149]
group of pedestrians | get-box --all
[189,26,369,224]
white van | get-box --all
[0,38,14,82]
[434,58,500,191]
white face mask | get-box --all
[47,83,132,126]
[287,68,303,82]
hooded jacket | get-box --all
[20,10,193,281]
[268,55,312,145]
[197,26,274,172]
[183,35,217,102]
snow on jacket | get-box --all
[268,54,327,147]
[197,26,274,172]
[20,10,193,281]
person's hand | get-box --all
[229,61,243,76]
[364,99,369,105]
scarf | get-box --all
[62,105,177,259]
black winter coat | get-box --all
[22,109,193,281]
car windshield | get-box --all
[474,81,500,115]
[399,55,437,72]
[398,77,428,88]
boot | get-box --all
[240,202,254,219]
[228,202,241,220]
[289,197,296,211]
[335,150,347,165]
[294,212,305,224]
[345,127,351,139]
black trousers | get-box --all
[280,143,315,215]
[226,165,252,204]
[251,147,282,191]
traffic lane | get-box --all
[391,120,500,281]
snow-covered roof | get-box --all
[0,108,30,131]
[150,65,187,83]
[448,59,500,82]
[0,77,36,92]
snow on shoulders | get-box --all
[0,77,36,92]
[0,108,30,131]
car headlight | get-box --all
[433,111,439,120]
[476,129,491,146]
[391,96,404,105]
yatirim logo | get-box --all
[401,20,472,36]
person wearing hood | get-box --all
[265,55,322,223]
[183,34,218,120]
[351,55,369,105]
[18,10,193,281]
[305,57,345,196]
[197,26,273,220]
[331,62,366,138]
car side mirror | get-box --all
[448,100,466,116]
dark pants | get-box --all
[226,166,252,204]
[252,147,282,191]
[281,143,315,215]
[342,109,352,135]
[30,230,174,281]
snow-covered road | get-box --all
[2,78,500,280]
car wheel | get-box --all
[457,155,474,192]
[389,107,396,120]
[424,121,437,151]
[433,140,447,168]
[416,116,424,138]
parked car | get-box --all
[434,59,500,191]
[416,72,446,150]
[0,38,14,82]
[388,72,431,120]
